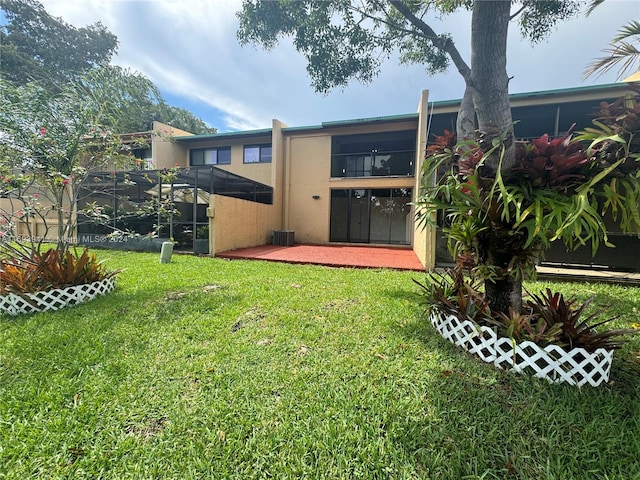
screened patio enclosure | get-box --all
[77,166,272,251]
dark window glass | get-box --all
[190,149,204,166]
[260,146,272,163]
[217,148,231,165]
[331,131,415,177]
[190,147,231,166]
[330,188,412,244]
[244,144,272,163]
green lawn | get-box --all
[2,250,640,479]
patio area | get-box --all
[216,244,425,271]
[215,244,640,284]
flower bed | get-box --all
[431,311,614,387]
[0,277,116,316]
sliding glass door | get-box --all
[330,188,412,245]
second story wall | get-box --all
[283,118,419,245]
[178,133,274,187]
[152,122,193,170]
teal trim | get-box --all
[176,128,273,142]
[430,82,629,108]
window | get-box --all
[132,148,153,170]
[331,131,415,178]
[190,147,231,166]
[244,144,272,163]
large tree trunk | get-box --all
[485,275,522,316]
[469,1,515,173]
[456,86,476,141]
[484,248,523,315]
[468,2,520,313]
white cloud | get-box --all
[38,0,639,132]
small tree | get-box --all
[0,0,217,135]
[0,68,172,257]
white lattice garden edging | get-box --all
[430,311,614,387]
[0,277,116,316]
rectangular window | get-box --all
[189,147,231,166]
[244,144,272,164]
[331,131,415,178]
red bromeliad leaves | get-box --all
[513,125,590,188]
[457,147,484,177]
[426,129,457,156]
[0,248,119,294]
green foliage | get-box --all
[237,1,589,94]
[416,91,640,291]
[0,247,119,294]
[0,0,117,89]
[416,270,639,352]
[517,0,581,44]
[0,0,214,135]
[414,269,489,323]
[0,75,150,248]
[416,90,640,334]
[584,0,640,80]
[524,288,637,352]
[196,225,209,239]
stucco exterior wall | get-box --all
[284,119,418,245]
[413,90,433,270]
[178,135,274,186]
[209,194,278,254]
[285,134,332,244]
[152,122,192,170]
[0,189,75,243]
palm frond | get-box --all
[612,20,640,43]
[583,42,640,80]
[584,0,607,17]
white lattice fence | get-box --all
[0,277,116,316]
[430,312,613,387]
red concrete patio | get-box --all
[213,244,640,283]
[216,244,425,271]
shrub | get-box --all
[0,247,120,295]
[417,268,639,353]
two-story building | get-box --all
[77,81,637,270]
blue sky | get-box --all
[28,1,640,133]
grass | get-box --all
[1,250,640,479]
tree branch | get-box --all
[388,0,471,81]
[509,5,526,21]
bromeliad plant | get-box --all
[0,247,120,295]
[415,87,640,352]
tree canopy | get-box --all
[238,1,580,94]
[0,0,117,89]
[1,0,215,135]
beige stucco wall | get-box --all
[285,134,332,243]
[413,90,433,270]
[209,194,278,254]
[271,120,286,231]
[177,135,274,186]
[151,122,192,170]
[0,188,75,243]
